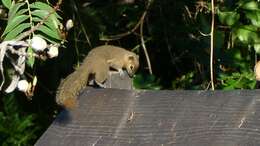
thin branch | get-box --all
[99,13,144,41]
[140,11,152,74]
[184,5,192,19]
[100,0,153,41]
[25,0,34,37]
[71,0,92,47]
[210,0,215,90]
[141,0,153,74]
[199,31,211,36]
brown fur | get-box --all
[56,45,139,109]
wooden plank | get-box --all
[35,89,260,146]
[104,71,133,89]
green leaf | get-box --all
[241,1,259,10]
[26,47,35,68]
[31,9,60,29]
[254,43,260,54]
[31,9,49,18]
[245,11,260,27]
[4,23,30,40]
[8,2,25,21]
[17,115,34,131]
[30,2,54,11]
[30,2,62,19]
[15,8,28,17]
[32,17,54,29]
[2,15,29,37]
[232,25,258,43]
[2,0,12,9]
[37,25,61,40]
[218,11,240,26]
[49,14,61,29]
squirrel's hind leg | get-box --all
[93,64,109,88]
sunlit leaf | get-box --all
[4,23,30,40]
[241,1,259,10]
[31,9,49,18]
[15,8,29,17]
[254,43,260,54]
[30,2,54,11]
[9,2,25,21]
[30,2,62,19]
[32,9,60,29]
[218,11,240,26]
[49,14,61,29]
[32,17,55,30]
[37,25,61,40]
[2,15,29,37]
[245,11,260,27]
[232,25,258,43]
[2,0,12,9]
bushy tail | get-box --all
[60,97,78,109]
[56,66,90,109]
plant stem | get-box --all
[210,0,215,90]
[25,0,34,38]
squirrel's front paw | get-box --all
[118,69,124,78]
[95,81,106,88]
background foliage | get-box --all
[0,0,259,145]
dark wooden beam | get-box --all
[35,89,260,146]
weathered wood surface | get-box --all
[104,71,133,89]
[35,89,260,146]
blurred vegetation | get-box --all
[0,0,259,145]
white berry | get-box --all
[47,45,59,58]
[31,36,47,51]
[17,80,29,92]
[66,19,74,31]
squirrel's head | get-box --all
[125,53,139,77]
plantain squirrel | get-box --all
[56,45,139,109]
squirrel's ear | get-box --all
[127,54,139,60]
[128,55,135,60]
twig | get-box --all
[99,13,143,41]
[199,31,211,36]
[205,81,211,90]
[70,0,92,47]
[100,0,153,41]
[210,0,215,90]
[184,5,192,19]
[25,0,34,38]
[140,10,152,74]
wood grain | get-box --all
[35,89,260,146]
